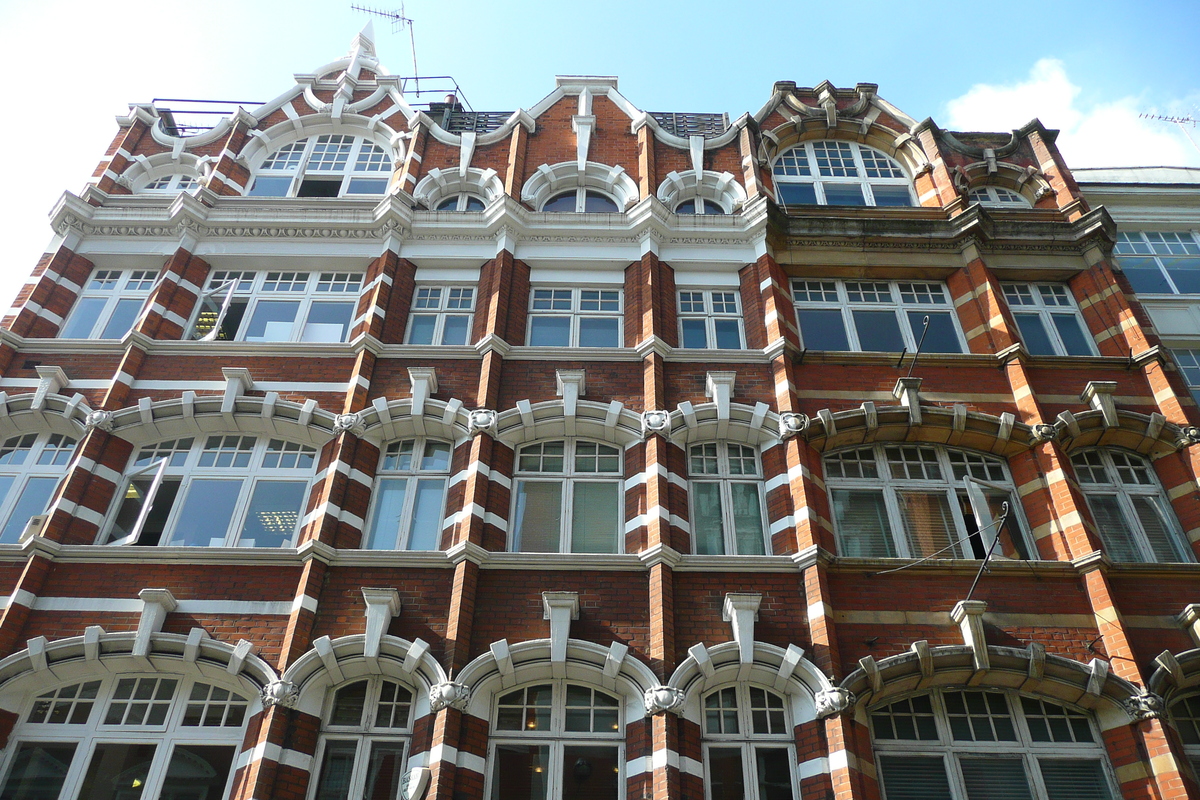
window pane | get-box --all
[707,747,746,800]
[714,319,742,349]
[408,314,437,344]
[832,489,895,557]
[898,491,959,558]
[346,178,388,195]
[571,482,619,553]
[302,301,355,342]
[166,479,242,546]
[908,311,962,353]
[513,481,563,552]
[823,184,866,205]
[798,308,850,351]
[331,681,368,726]
[960,757,1032,800]
[778,183,818,205]
[560,746,619,800]
[1085,495,1141,562]
[441,315,470,345]
[1118,257,1174,294]
[871,185,913,206]
[314,740,358,800]
[579,317,620,347]
[541,192,577,212]
[1131,495,1186,562]
[363,741,406,800]
[1039,759,1112,800]
[877,755,952,800]
[1013,313,1056,355]
[529,316,570,346]
[238,480,306,547]
[730,483,765,555]
[584,192,619,212]
[681,318,708,349]
[110,478,180,547]
[366,478,407,549]
[159,745,236,800]
[99,298,144,339]
[491,744,550,800]
[76,743,157,800]
[407,478,446,550]
[755,748,793,800]
[248,175,293,197]
[60,297,106,338]
[692,482,725,555]
[1164,257,1200,293]
[244,300,300,341]
[0,742,76,800]
[0,477,57,544]
[1051,313,1093,356]
[852,309,905,352]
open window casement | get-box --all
[106,459,171,546]
[191,280,246,341]
[963,476,1027,559]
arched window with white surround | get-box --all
[1169,693,1200,774]
[310,676,414,800]
[702,684,796,800]
[541,189,619,213]
[823,444,1032,560]
[487,682,622,800]
[511,440,622,554]
[0,673,251,800]
[772,141,913,207]
[363,438,451,550]
[103,435,318,548]
[970,186,1031,208]
[247,135,391,198]
[0,432,76,544]
[870,688,1116,799]
[688,443,767,555]
[435,193,487,211]
[675,198,726,215]
[1070,449,1191,563]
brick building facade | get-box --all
[1,24,1200,800]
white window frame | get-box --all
[248,134,392,198]
[1171,348,1200,406]
[539,188,620,213]
[363,438,452,550]
[0,672,251,800]
[1070,449,1192,563]
[1113,231,1200,295]
[526,287,624,348]
[510,440,624,554]
[404,285,477,346]
[102,435,318,549]
[687,443,768,555]
[59,269,160,340]
[434,193,487,211]
[187,270,363,343]
[677,289,745,350]
[310,676,414,800]
[1001,282,1098,357]
[1169,693,1200,775]
[870,688,1117,800]
[675,198,727,215]
[0,432,77,545]
[772,140,914,207]
[791,279,967,354]
[486,681,624,800]
[701,684,798,800]
[140,174,200,194]
[969,186,1031,208]
[824,444,1033,560]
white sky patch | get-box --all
[945,58,1200,169]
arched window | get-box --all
[0,432,76,544]
[870,689,1115,799]
[435,193,487,211]
[675,198,726,215]
[511,440,622,554]
[488,683,622,800]
[688,443,767,555]
[363,438,451,550]
[140,174,199,194]
[773,141,913,207]
[248,135,391,198]
[311,677,414,800]
[970,186,1031,208]
[0,673,250,799]
[702,684,795,800]
[824,444,1031,560]
[103,435,318,548]
[541,189,619,213]
[1169,694,1200,772]
[1070,449,1191,563]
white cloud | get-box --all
[944,58,1200,169]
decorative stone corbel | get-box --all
[333,411,366,438]
[641,410,670,437]
[32,366,67,411]
[1122,690,1165,721]
[221,367,253,413]
[892,377,922,425]
[134,588,178,657]
[408,367,438,418]
[779,412,809,439]
[1030,422,1059,444]
[429,681,471,711]
[361,588,401,662]
[1175,426,1200,450]
[643,685,686,716]
[950,600,989,672]
[85,409,115,433]
[706,372,736,421]
[723,592,761,666]
[1179,604,1200,647]
[468,408,497,436]
[1081,381,1119,428]
[261,680,300,709]
[557,370,586,435]
[814,687,857,719]
[543,591,580,666]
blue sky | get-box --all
[1,0,1197,308]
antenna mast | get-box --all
[1139,112,1200,156]
[351,3,420,91]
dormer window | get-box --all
[541,189,619,213]
[248,135,391,198]
[970,186,1031,208]
[772,141,913,207]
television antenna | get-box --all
[1139,112,1200,155]
[352,3,420,80]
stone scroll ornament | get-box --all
[1030,423,1058,444]
[814,687,856,718]
[1122,690,1165,721]
[260,680,299,709]
[333,412,366,438]
[641,410,670,437]
[468,409,497,435]
[643,685,686,715]
[429,680,470,711]
[779,412,809,439]
[1176,426,1200,449]
[85,409,115,433]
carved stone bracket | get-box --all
[429,681,471,712]
[643,685,686,715]
[815,687,857,718]
[85,409,115,433]
[261,680,300,709]
[1123,690,1165,721]
[779,412,809,440]
[333,412,366,438]
[468,409,497,436]
[1030,423,1059,444]
[1175,426,1200,450]
[641,410,670,437]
